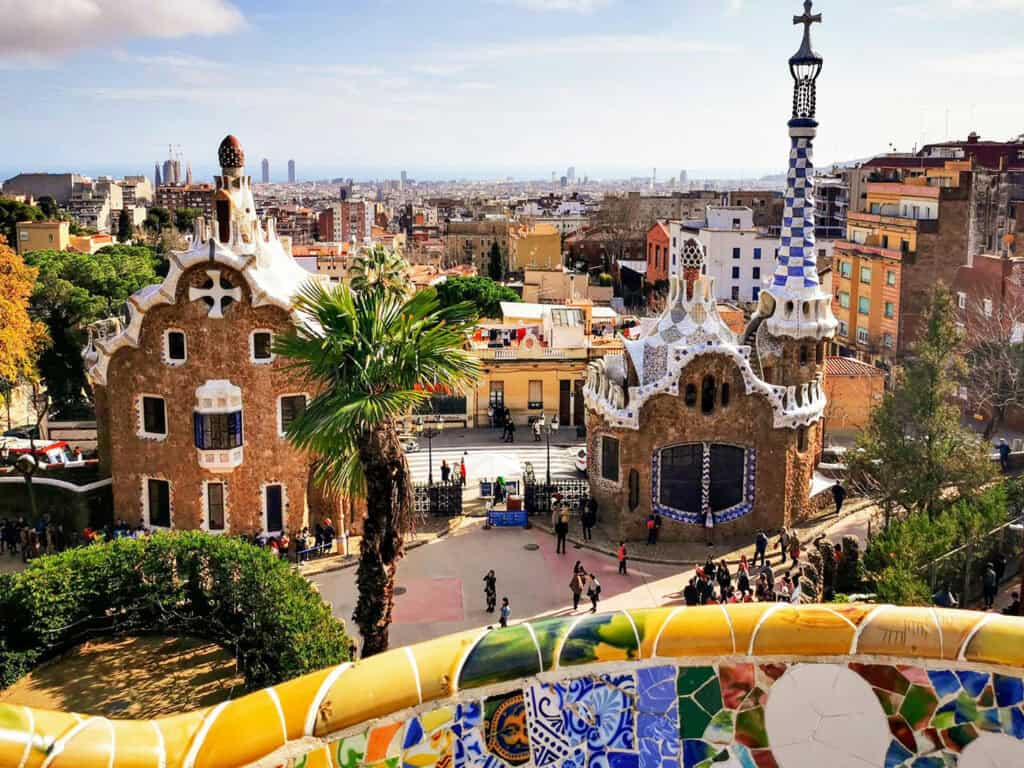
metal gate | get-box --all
[413,481,463,517]
[524,479,590,516]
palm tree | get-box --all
[348,245,408,295]
[276,280,479,655]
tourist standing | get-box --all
[646,514,656,545]
[499,597,510,627]
[983,563,998,610]
[753,529,768,567]
[440,460,450,484]
[617,541,627,575]
[998,439,1011,473]
[777,528,790,563]
[483,570,497,613]
[582,497,597,541]
[788,535,801,566]
[555,512,569,554]
[587,575,602,613]
[570,566,586,611]
[459,454,467,486]
[652,512,661,545]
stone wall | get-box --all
[587,352,820,543]
[10,605,1024,768]
[97,263,337,533]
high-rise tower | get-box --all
[261,158,270,184]
[287,159,296,183]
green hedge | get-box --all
[0,532,350,691]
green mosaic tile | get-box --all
[560,612,639,666]
[680,697,713,740]
[528,617,565,670]
[459,624,543,689]
[678,667,717,697]
[734,707,768,750]
[695,677,724,717]
[900,685,939,730]
[941,723,978,752]
[979,686,994,708]
[703,709,734,745]
[335,733,367,768]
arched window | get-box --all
[799,345,809,366]
[720,382,730,407]
[797,426,808,452]
[701,375,716,414]
[684,383,697,407]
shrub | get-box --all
[0,532,350,691]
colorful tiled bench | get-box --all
[2,605,1024,768]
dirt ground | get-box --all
[0,635,244,718]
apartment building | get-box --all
[317,200,374,244]
[726,190,784,230]
[444,218,509,272]
[155,184,214,220]
[508,221,562,271]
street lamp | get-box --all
[417,417,441,486]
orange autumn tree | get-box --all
[0,236,47,405]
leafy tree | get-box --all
[961,296,1024,439]
[0,532,350,690]
[0,237,47,406]
[348,245,408,295]
[144,206,172,233]
[0,198,44,246]
[435,275,519,319]
[276,281,479,655]
[117,207,133,243]
[36,196,59,219]
[487,241,504,281]
[23,244,160,407]
[173,207,204,234]
[848,286,995,521]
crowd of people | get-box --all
[254,518,339,561]
[1,515,71,561]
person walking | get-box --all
[459,454,467,487]
[483,570,497,613]
[533,415,544,442]
[646,514,656,545]
[617,541,628,575]
[499,597,510,627]
[505,417,516,443]
[753,529,768,568]
[582,497,597,541]
[555,512,569,554]
[983,562,998,610]
[788,535,801,566]
[777,528,790,563]
[587,575,602,613]
[831,482,846,516]
[570,567,586,611]
[440,459,451,484]
[998,439,1011,473]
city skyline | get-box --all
[1,0,1023,182]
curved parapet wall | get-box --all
[3,605,1024,768]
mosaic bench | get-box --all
[3,604,1024,768]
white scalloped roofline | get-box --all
[86,238,305,387]
[584,340,826,431]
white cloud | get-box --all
[446,34,733,63]
[895,0,1024,16]
[489,0,611,12]
[0,0,243,64]
[932,48,1024,76]
[725,0,744,16]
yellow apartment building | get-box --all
[508,222,562,271]
[15,220,69,254]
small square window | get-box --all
[752,286,760,301]
[857,327,869,344]
[753,247,762,260]
[957,292,967,309]
[732,247,740,259]
[858,297,870,315]
[252,331,273,362]
[883,333,894,348]
[752,267,760,279]
[840,261,852,278]
[528,380,543,409]
[147,478,171,527]
[142,396,166,436]
[886,270,897,286]
[984,298,993,317]
[731,266,740,279]
[166,331,186,363]
[207,483,225,531]
[279,394,307,434]
[884,301,894,319]
[860,266,872,284]
[838,321,848,337]
[838,291,850,309]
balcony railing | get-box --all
[474,346,589,361]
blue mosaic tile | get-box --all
[884,739,914,768]
[995,675,1024,707]
[955,671,989,698]
[927,671,960,699]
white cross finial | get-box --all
[189,269,242,319]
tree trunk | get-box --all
[353,421,413,657]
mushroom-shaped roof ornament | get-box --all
[218,135,245,171]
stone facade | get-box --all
[94,263,332,533]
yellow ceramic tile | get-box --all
[193,689,287,768]
[19,709,82,768]
[0,704,35,768]
[750,605,858,656]
[301,745,334,768]
[962,614,1024,667]
[274,665,348,740]
[855,606,944,659]
[411,629,481,702]
[631,607,675,660]
[419,707,453,734]
[929,608,984,661]
[655,605,735,658]
[153,709,209,768]
[314,655,420,737]
[724,603,780,655]
[48,717,114,768]
[111,720,165,768]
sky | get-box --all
[1,0,1023,182]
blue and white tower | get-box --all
[759,1,837,340]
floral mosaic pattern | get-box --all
[287,662,1024,768]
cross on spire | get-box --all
[793,0,821,36]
